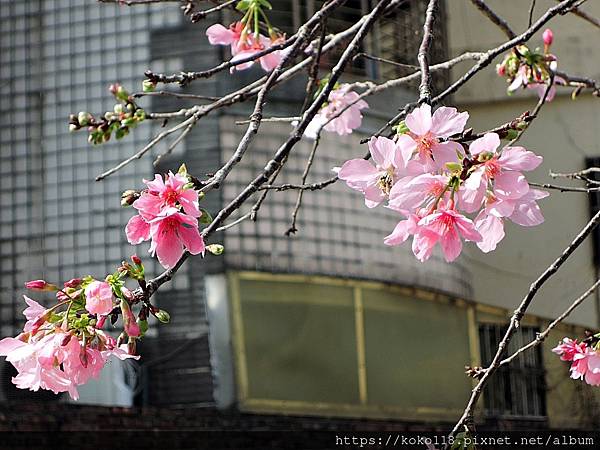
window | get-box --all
[479,324,547,418]
[230,272,474,420]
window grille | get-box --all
[479,323,547,418]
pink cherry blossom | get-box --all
[148,208,205,269]
[22,296,46,332]
[401,104,468,171]
[384,213,421,246]
[552,338,587,362]
[126,214,151,245]
[84,281,114,316]
[338,136,412,208]
[134,172,200,219]
[413,206,482,262]
[474,189,548,252]
[304,84,368,139]
[508,65,529,93]
[206,22,243,47]
[569,349,600,386]
[0,334,79,399]
[388,173,449,213]
[459,133,543,213]
[206,22,285,73]
[231,34,285,72]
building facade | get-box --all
[0,0,599,430]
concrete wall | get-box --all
[446,0,600,328]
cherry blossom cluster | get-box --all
[303,83,369,139]
[206,0,285,72]
[553,337,600,386]
[338,104,547,262]
[496,28,564,101]
[0,258,170,399]
[69,84,146,144]
[125,167,206,270]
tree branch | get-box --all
[141,0,399,298]
[417,0,439,104]
[469,0,516,39]
[496,279,600,369]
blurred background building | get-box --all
[0,0,599,431]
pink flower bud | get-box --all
[96,315,107,329]
[543,28,553,47]
[131,255,142,265]
[60,333,73,347]
[496,64,506,77]
[63,278,83,289]
[120,298,140,338]
[25,280,58,292]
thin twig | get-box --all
[417,0,439,104]
[373,0,583,141]
[190,0,237,21]
[497,279,600,368]
[235,116,300,125]
[132,91,220,101]
[469,0,516,39]
[95,113,198,180]
[508,73,554,145]
[528,0,537,28]
[199,0,346,193]
[529,181,600,192]
[285,134,322,235]
[98,0,183,4]
[353,52,419,70]
[556,0,600,29]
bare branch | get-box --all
[417,0,439,104]
[528,0,537,28]
[142,0,399,298]
[189,0,237,21]
[556,0,600,29]
[198,0,346,193]
[132,91,220,101]
[98,0,183,4]
[374,0,583,140]
[353,52,419,70]
[469,0,516,39]
[498,279,600,369]
[529,181,600,192]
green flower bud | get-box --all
[505,129,519,140]
[78,111,91,126]
[154,309,170,323]
[206,244,224,255]
[142,79,156,93]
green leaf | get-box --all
[236,0,251,11]
[137,319,149,336]
[393,120,409,135]
[199,208,213,224]
[445,162,462,172]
